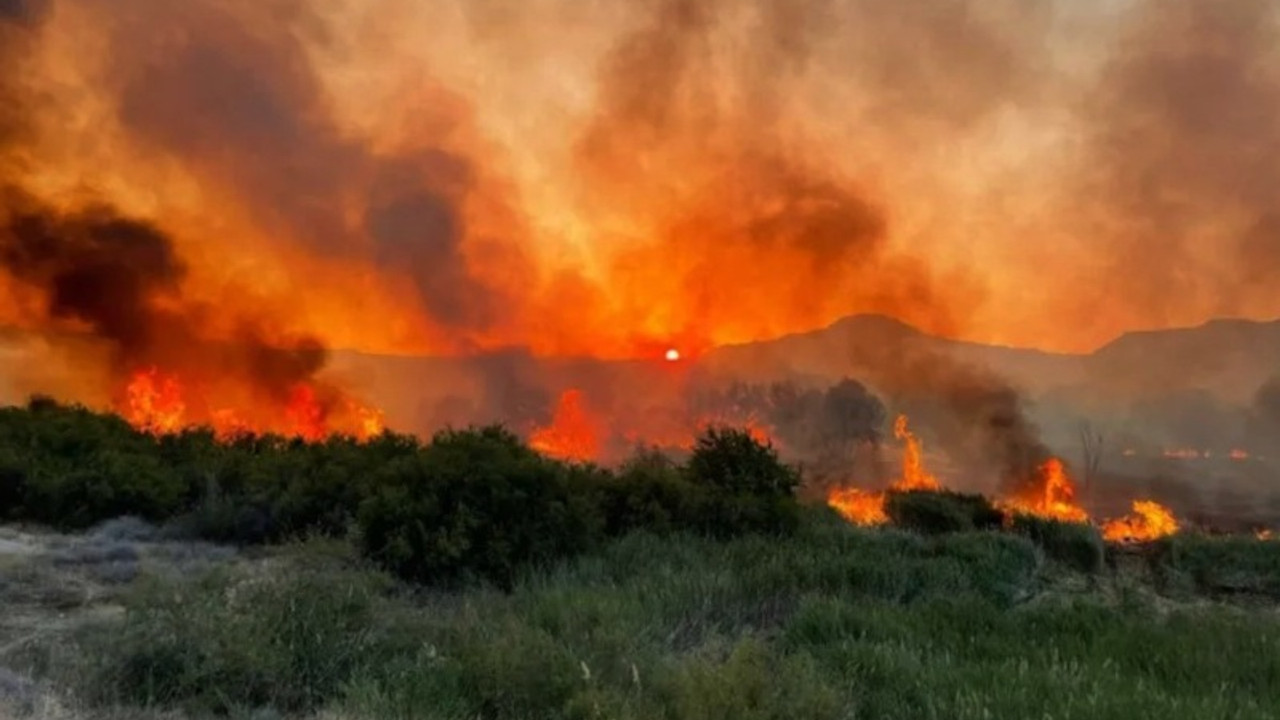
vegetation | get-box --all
[4,399,1280,718]
[0,400,803,585]
[884,489,1005,535]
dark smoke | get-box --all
[0,193,334,401]
[853,344,1052,494]
[0,199,185,357]
[0,0,46,25]
[106,0,522,338]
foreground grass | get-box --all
[5,513,1280,720]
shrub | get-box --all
[1155,534,1280,598]
[1009,514,1105,573]
[686,427,798,498]
[885,490,1004,535]
[88,560,390,715]
[683,427,802,538]
[357,426,604,589]
[600,448,701,537]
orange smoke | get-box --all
[529,389,601,462]
[999,457,1090,524]
[1101,500,1179,543]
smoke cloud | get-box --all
[1,0,1278,457]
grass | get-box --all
[4,510,1279,720]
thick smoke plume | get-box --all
[1,0,1278,461]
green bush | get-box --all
[885,490,1004,535]
[1155,534,1280,598]
[1009,514,1105,573]
[357,426,604,589]
[599,448,701,537]
[684,427,801,538]
[87,555,391,715]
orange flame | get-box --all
[1000,457,1090,524]
[1230,449,1250,461]
[529,389,600,462]
[892,414,940,491]
[826,414,940,526]
[125,368,186,435]
[1101,500,1179,543]
[118,369,384,443]
[285,384,327,442]
[827,487,889,526]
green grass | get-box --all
[28,514,1279,720]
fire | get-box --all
[1230,449,1250,461]
[118,369,384,442]
[1258,529,1275,541]
[892,414,940,491]
[1163,448,1205,460]
[285,384,327,443]
[826,414,940,526]
[1001,457,1090,524]
[665,348,681,362]
[529,389,600,462]
[1101,500,1179,543]
[125,369,186,435]
[827,487,889,526]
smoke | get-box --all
[1066,0,1280,336]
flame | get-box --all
[118,368,384,442]
[1230,449,1250,461]
[1101,500,1179,543]
[827,487,890,526]
[1258,529,1275,541]
[1000,457,1090,524]
[529,389,600,462]
[892,414,940,491]
[826,414,940,526]
[1163,448,1205,460]
[125,368,186,435]
[285,384,327,443]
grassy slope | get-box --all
[3,512,1279,720]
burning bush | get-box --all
[884,490,1004,536]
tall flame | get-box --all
[892,414,940,492]
[826,414,939,525]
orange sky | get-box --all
[3,0,1279,360]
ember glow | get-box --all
[1101,501,1180,543]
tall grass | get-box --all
[55,519,1280,720]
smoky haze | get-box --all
[0,0,1276,495]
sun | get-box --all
[664,348,681,362]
